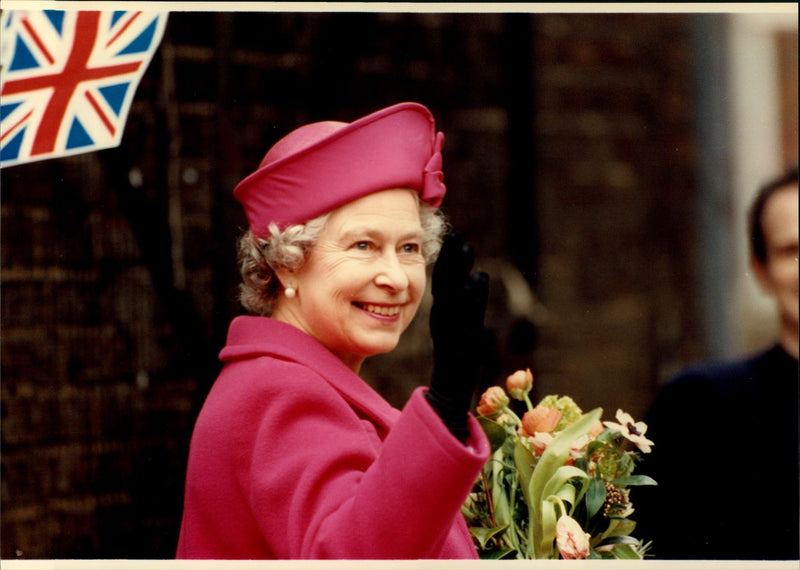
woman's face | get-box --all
[274,188,427,372]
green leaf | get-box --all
[611,474,657,487]
[586,439,611,455]
[492,483,512,528]
[595,429,620,443]
[539,497,558,558]
[599,535,641,546]
[542,465,588,501]
[610,542,643,559]
[470,524,509,550]
[532,409,603,500]
[479,548,517,560]
[552,482,577,506]
[478,417,509,453]
[513,441,537,557]
[528,408,603,558]
[603,518,637,539]
[489,448,514,528]
[585,477,606,518]
[513,437,536,507]
[541,465,589,519]
[591,518,634,547]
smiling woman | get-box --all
[176,103,491,559]
[273,189,430,371]
[237,191,446,330]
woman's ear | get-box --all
[274,268,296,293]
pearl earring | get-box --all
[285,287,296,299]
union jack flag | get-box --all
[0,10,168,167]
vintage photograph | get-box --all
[1,2,797,565]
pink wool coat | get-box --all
[176,316,490,559]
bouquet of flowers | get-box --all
[462,368,657,560]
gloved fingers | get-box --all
[455,271,489,330]
[466,271,490,314]
[431,269,490,345]
[432,232,476,297]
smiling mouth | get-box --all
[353,302,402,317]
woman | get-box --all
[176,102,491,559]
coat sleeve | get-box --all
[243,359,489,559]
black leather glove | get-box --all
[426,233,489,443]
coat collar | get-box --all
[219,316,400,431]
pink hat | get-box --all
[233,102,446,236]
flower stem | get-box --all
[524,394,535,411]
[501,405,523,427]
[481,470,498,529]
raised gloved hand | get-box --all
[425,233,490,443]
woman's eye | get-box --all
[354,241,370,251]
[402,243,421,254]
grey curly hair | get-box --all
[238,202,449,316]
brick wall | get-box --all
[530,13,701,418]
[1,11,701,558]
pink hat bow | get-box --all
[421,131,445,208]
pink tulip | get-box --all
[556,515,590,559]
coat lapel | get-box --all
[220,316,401,433]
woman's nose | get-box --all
[374,252,409,290]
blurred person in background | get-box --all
[640,166,799,560]
[176,103,491,559]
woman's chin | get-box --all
[359,337,402,359]
[367,342,401,358]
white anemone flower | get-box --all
[603,409,654,453]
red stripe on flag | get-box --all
[85,91,115,136]
[0,110,34,143]
[106,12,141,48]
[21,18,55,65]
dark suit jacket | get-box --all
[637,344,799,560]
